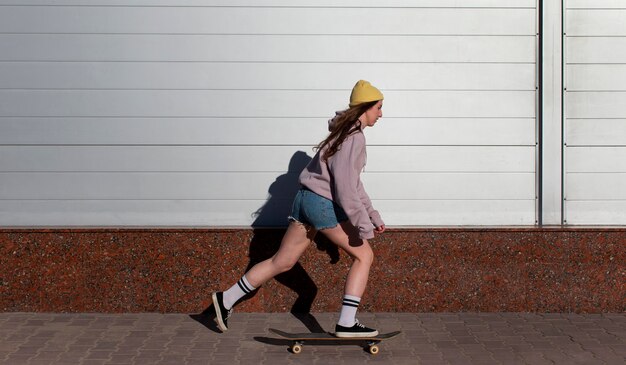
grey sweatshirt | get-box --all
[298,115,384,239]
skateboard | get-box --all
[269,328,401,355]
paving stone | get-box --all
[4,354,35,364]
[107,354,136,363]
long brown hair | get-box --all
[315,101,378,162]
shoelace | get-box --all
[354,319,366,329]
[225,308,233,321]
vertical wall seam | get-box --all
[537,0,543,225]
[561,0,566,225]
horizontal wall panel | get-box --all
[369,118,536,146]
[376,200,536,225]
[567,65,626,91]
[387,91,535,118]
[0,172,534,200]
[0,1,538,8]
[567,147,626,172]
[567,0,626,9]
[0,146,535,173]
[363,173,535,200]
[0,90,536,118]
[0,199,536,227]
[0,7,536,35]
[566,92,626,119]
[567,173,626,200]
[0,146,315,173]
[0,172,300,200]
[566,10,626,36]
[0,199,290,226]
[567,37,626,64]
[366,146,535,172]
[0,62,536,91]
[0,34,536,63]
[567,119,626,146]
[0,118,325,146]
[566,201,626,225]
[0,117,536,146]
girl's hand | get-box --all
[374,224,386,234]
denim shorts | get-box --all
[289,188,349,230]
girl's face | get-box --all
[360,100,383,128]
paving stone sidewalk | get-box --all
[0,312,624,365]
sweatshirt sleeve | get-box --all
[357,179,385,229]
[327,133,375,240]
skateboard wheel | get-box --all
[368,345,379,355]
[291,344,302,354]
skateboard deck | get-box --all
[269,328,401,355]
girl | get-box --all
[212,80,386,337]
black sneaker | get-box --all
[212,292,232,332]
[335,319,379,338]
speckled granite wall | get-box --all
[1,228,624,313]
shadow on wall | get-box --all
[251,150,312,227]
[191,151,340,333]
[247,151,340,331]
[251,151,339,332]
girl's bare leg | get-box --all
[244,221,317,288]
[213,221,316,332]
[319,221,374,298]
[319,221,377,335]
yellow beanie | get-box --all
[349,80,384,107]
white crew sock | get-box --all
[222,275,256,310]
[337,295,361,327]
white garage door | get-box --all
[0,0,538,226]
[565,0,626,224]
